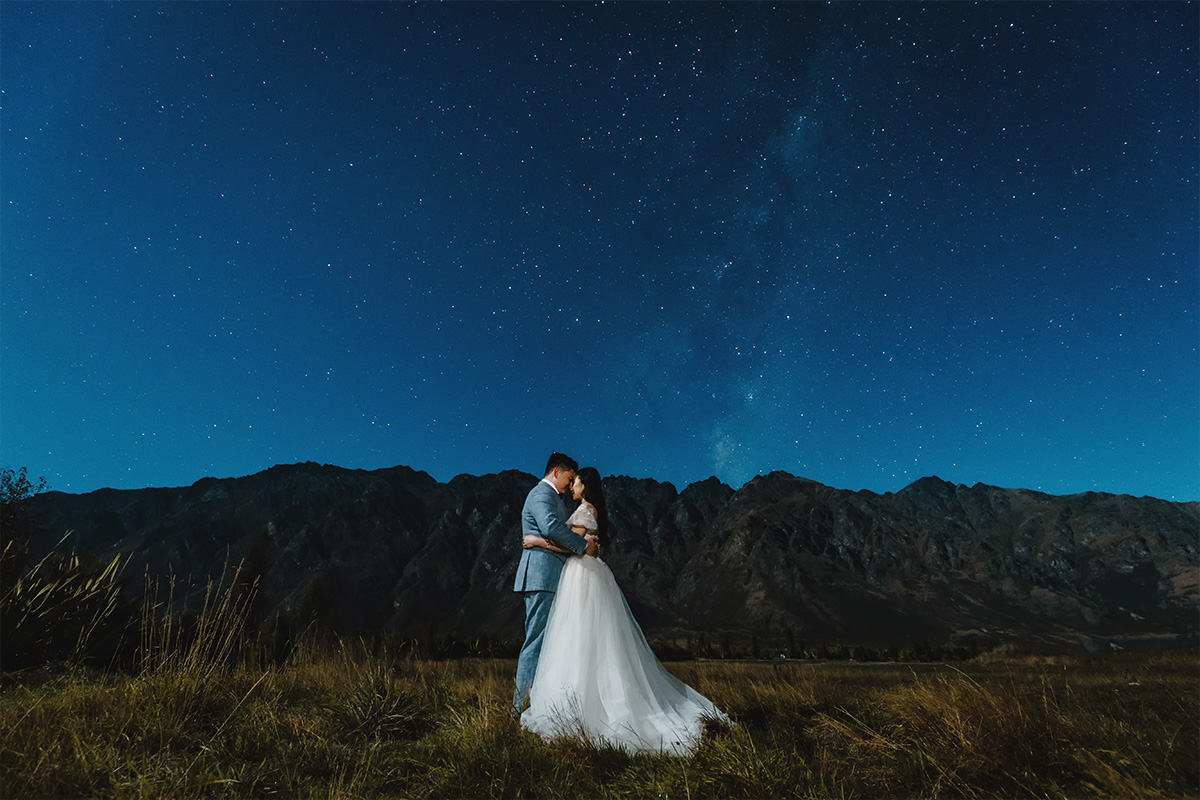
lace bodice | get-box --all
[567,502,598,534]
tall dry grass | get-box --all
[2,644,1195,799]
[1,561,1195,798]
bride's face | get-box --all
[571,475,585,501]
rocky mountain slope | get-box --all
[27,463,1199,652]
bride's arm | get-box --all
[523,534,573,554]
[525,527,594,555]
[572,504,600,555]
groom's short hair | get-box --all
[544,453,578,476]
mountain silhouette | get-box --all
[27,462,1198,653]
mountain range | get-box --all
[27,462,1199,653]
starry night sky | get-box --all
[3,2,1197,501]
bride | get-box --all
[519,466,728,756]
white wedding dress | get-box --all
[521,503,727,756]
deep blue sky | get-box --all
[3,2,1197,501]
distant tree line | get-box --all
[646,634,986,663]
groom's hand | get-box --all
[585,535,599,557]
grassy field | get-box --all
[1,641,1195,799]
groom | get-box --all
[512,452,597,713]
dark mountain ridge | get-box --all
[26,462,1199,652]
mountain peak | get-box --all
[900,476,957,496]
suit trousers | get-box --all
[513,590,554,712]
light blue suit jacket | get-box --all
[512,479,588,593]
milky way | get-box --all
[3,2,1196,500]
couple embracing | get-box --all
[512,453,727,756]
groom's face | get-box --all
[551,468,575,494]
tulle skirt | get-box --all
[520,556,727,756]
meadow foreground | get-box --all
[1,646,1195,799]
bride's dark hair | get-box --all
[576,466,610,543]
